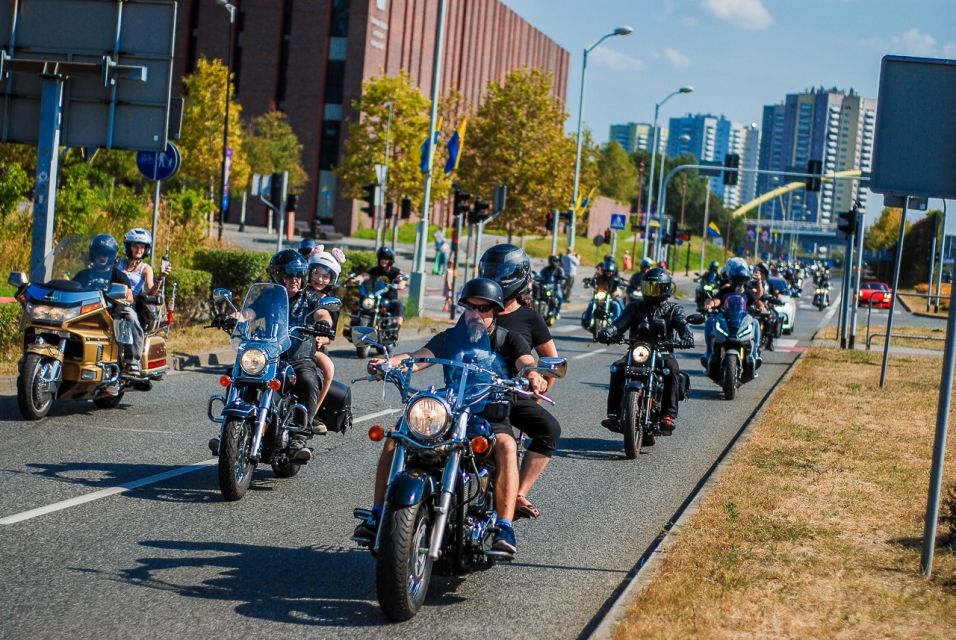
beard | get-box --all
[465,314,489,343]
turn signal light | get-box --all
[368,425,386,442]
[219,375,231,387]
[268,379,281,391]
[471,436,490,454]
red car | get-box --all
[859,281,893,308]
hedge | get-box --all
[167,267,213,323]
[192,248,271,299]
[0,302,22,363]
[342,250,377,277]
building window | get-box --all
[275,0,295,107]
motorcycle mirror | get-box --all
[537,356,568,379]
[107,283,129,300]
[320,296,341,312]
[686,313,706,325]
[7,271,27,288]
[353,326,378,343]
[212,288,233,303]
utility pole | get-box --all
[631,159,645,264]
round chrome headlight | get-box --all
[405,396,450,439]
[239,347,268,376]
[595,291,607,301]
[361,297,375,310]
[631,344,651,364]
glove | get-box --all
[211,314,237,332]
[312,320,334,338]
[597,327,617,344]
[677,337,694,349]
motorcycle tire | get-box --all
[722,354,739,401]
[622,390,644,460]
[17,353,56,420]
[93,393,125,409]
[218,417,256,501]
[356,345,369,359]
[377,502,433,621]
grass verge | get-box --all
[817,322,947,350]
[614,348,956,639]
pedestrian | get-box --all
[432,229,447,275]
[561,250,579,299]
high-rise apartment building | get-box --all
[608,121,663,154]
[757,87,876,225]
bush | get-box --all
[0,302,22,362]
[192,248,271,298]
[167,268,212,324]
[342,250,377,277]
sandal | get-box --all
[515,494,541,520]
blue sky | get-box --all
[501,0,954,223]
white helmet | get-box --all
[124,228,153,258]
[309,251,341,285]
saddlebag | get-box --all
[317,380,352,433]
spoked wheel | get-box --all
[218,418,256,500]
[622,390,645,459]
[722,354,739,401]
[377,502,433,621]
[17,354,57,420]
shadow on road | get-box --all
[552,436,635,461]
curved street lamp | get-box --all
[569,25,634,251]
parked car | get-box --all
[768,277,797,334]
[859,281,893,308]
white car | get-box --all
[768,277,797,334]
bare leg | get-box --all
[517,451,550,501]
[373,440,396,507]
[314,350,334,410]
[494,434,518,521]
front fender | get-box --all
[625,379,645,391]
[24,343,63,361]
[221,399,257,420]
[386,470,435,508]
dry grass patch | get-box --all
[817,323,947,350]
[615,348,956,639]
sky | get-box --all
[500,0,954,225]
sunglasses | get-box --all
[458,300,497,313]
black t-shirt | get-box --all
[73,266,131,292]
[495,305,552,351]
[423,325,531,376]
[367,266,403,300]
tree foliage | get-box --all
[243,110,307,192]
[458,68,573,237]
[865,207,911,253]
[597,140,637,203]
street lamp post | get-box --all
[642,86,693,261]
[570,25,633,251]
[216,0,237,241]
[375,101,394,250]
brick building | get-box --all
[173,0,569,234]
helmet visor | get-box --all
[478,260,520,282]
[642,280,672,298]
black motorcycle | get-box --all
[206,284,352,501]
[343,275,407,358]
[351,326,567,621]
[531,273,560,326]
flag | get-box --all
[707,221,721,237]
[580,187,596,211]
[419,116,444,173]
[443,117,468,174]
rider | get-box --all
[479,244,563,520]
[538,255,567,315]
[74,234,144,373]
[701,260,720,286]
[753,263,782,351]
[353,278,546,557]
[119,228,172,298]
[582,258,625,329]
[598,268,694,433]
[626,257,655,298]
[702,259,763,367]
[307,249,345,434]
[358,247,407,327]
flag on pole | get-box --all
[580,187,596,211]
[707,221,721,237]
[443,117,468,174]
[419,116,444,174]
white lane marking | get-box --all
[815,294,841,330]
[553,324,583,334]
[572,348,608,360]
[0,408,402,526]
[89,427,176,435]
[0,460,217,526]
[775,338,799,349]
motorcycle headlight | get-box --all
[26,302,80,325]
[631,344,652,364]
[239,347,268,376]
[595,291,607,301]
[361,297,375,310]
[715,323,729,336]
[736,324,753,339]
[405,396,450,439]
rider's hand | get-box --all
[367,358,386,376]
[527,371,547,395]
[597,327,617,344]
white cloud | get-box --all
[589,47,646,72]
[863,28,956,58]
[664,47,692,68]
[701,0,773,30]
[681,15,699,27]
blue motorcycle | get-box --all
[702,294,761,400]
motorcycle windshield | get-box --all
[722,294,749,335]
[441,314,508,412]
[231,283,291,355]
[35,235,114,292]
[360,277,389,297]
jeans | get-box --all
[114,304,144,364]
[606,354,681,419]
[291,359,325,421]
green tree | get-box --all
[177,57,250,198]
[865,207,911,253]
[243,110,307,192]
[597,140,638,203]
[459,68,573,238]
[0,161,31,218]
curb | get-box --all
[587,348,809,640]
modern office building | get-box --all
[608,121,664,155]
[756,87,876,226]
[174,0,569,233]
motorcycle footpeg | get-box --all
[353,508,373,521]
[208,437,220,456]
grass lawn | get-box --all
[817,322,947,351]
[614,348,956,639]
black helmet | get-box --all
[709,260,720,271]
[268,249,309,285]
[755,262,770,278]
[641,257,655,271]
[298,238,318,258]
[642,267,673,302]
[599,259,617,275]
[459,277,504,312]
[89,234,118,266]
[548,255,560,268]
[478,244,531,301]
[376,247,395,264]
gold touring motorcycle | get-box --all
[7,236,174,420]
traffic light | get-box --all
[453,187,471,217]
[400,197,412,219]
[360,183,378,217]
[723,153,740,186]
[603,228,611,243]
[286,193,298,212]
[545,210,555,230]
[384,201,394,219]
[806,159,822,192]
[270,172,288,209]
[837,209,858,237]
[470,199,490,224]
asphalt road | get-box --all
[1,282,820,639]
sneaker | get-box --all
[352,517,379,545]
[312,418,328,435]
[125,361,141,374]
[601,415,621,432]
[660,416,676,433]
[490,521,517,556]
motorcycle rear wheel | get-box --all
[218,418,256,501]
[17,354,56,420]
[622,390,644,459]
[377,502,433,621]
[722,355,739,401]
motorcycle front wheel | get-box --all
[218,417,256,500]
[622,390,645,459]
[377,502,433,621]
[722,354,739,401]
[17,353,56,420]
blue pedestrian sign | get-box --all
[136,142,181,182]
[609,213,627,231]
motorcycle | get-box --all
[693,274,719,312]
[7,235,172,420]
[343,275,407,359]
[350,326,567,621]
[755,295,785,352]
[206,284,351,501]
[812,279,832,310]
[531,273,560,326]
[604,315,701,459]
[581,277,621,341]
[702,294,761,400]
